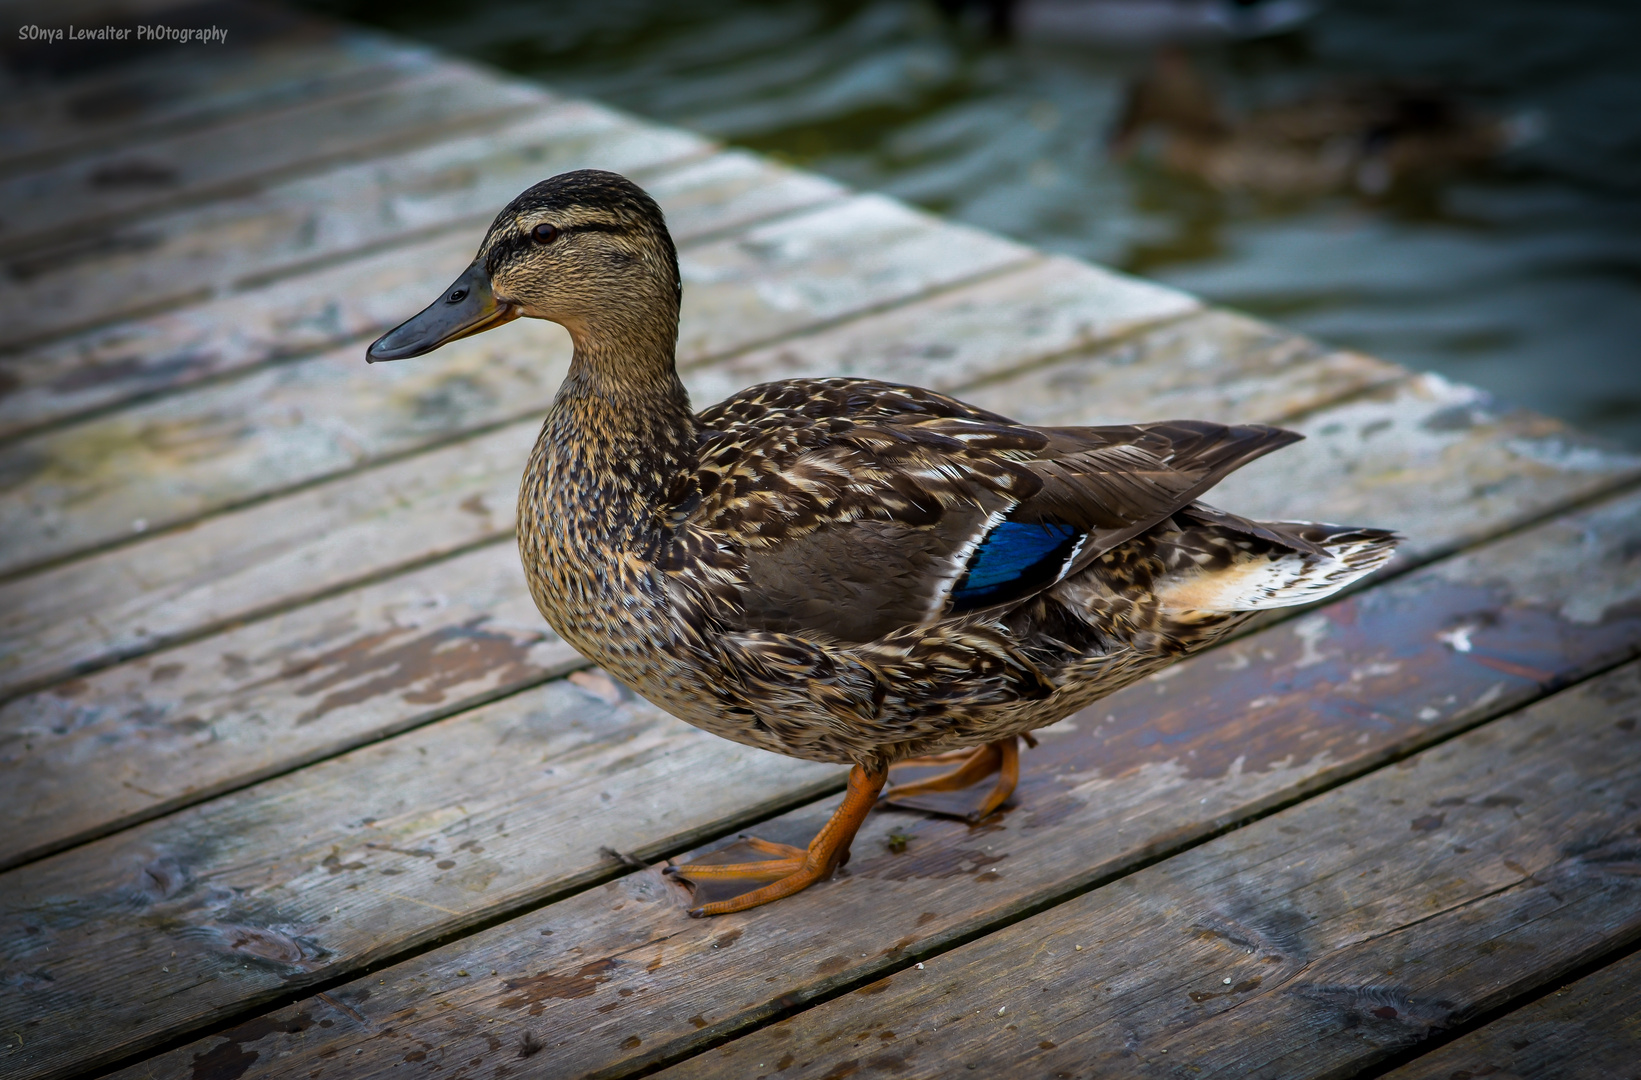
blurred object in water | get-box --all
[1109,47,1545,196]
[938,0,1319,43]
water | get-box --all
[305,0,1641,446]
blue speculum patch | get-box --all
[950,518,1083,610]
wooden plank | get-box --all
[963,307,1401,429]
[0,64,550,254]
[962,308,1400,429]
[0,194,1028,579]
[652,660,1641,1080]
[1211,372,1641,569]
[0,421,535,700]
[0,29,444,175]
[1381,949,1641,1080]
[1,539,585,871]
[0,101,711,348]
[685,254,1200,402]
[0,147,843,442]
[82,480,1641,1080]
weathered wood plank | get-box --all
[963,309,1400,429]
[0,147,842,441]
[1382,949,1641,1080]
[653,660,1641,1080]
[0,422,534,700]
[0,63,549,254]
[45,482,1641,1080]
[685,254,1198,402]
[1,684,843,1080]
[1211,372,1641,569]
[0,194,1027,578]
[0,27,444,175]
[0,539,585,870]
[0,101,710,348]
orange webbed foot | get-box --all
[665,764,886,917]
[882,735,1026,821]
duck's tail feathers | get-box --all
[1157,509,1399,615]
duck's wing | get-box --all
[673,378,1296,643]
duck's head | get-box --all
[366,169,681,363]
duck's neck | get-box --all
[534,313,696,549]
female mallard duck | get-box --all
[367,170,1396,917]
[1110,48,1536,197]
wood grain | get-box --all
[0,148,843,441]
[0,673,842,1080]
[0,539,585,870]
[963,307,1402,429]
[0,63,548,254]
[1381,949,1641,1080]
[76,484,1641,1080]
[0,100,710,347]
[1209,371,1641,569]
[684,254,1199,404]
[654,660,1641,1080]
[0,421,537,700]
[0,193,1026,579]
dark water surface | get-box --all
[308,0,1641,446]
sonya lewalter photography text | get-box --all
[16,24,229,44]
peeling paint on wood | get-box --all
[80,486,1641,1080]
[0,540,585,869]
[1211,371,1641,567]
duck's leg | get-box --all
[882,735,1023,821]
[664,763,886,918]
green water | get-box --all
[307,0,1641,447]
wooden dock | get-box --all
[3,3,1639,1077]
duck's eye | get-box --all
[532,223,560,244]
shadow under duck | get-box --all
[367,170,1396,917]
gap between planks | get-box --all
[1371,941,1641,1080]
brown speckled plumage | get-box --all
[370,169,1397,913]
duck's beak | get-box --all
[366,261,519,362]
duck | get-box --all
[366,169,1396,918]
[939,0,1319,44]
[1109,48,1539,196]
